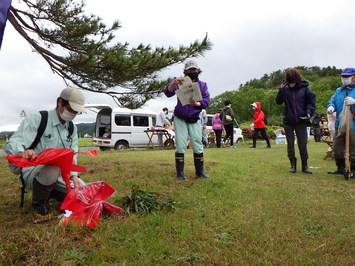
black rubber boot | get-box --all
[194,153,210,178]
[50,189,67,202]
[32,178,56,218]
[328,159,345,175]
[175,153,187,180]
[250,139,256,148]
[266,139,271,148]
[302,160,313,174]
[289,158,296,173]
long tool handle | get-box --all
[345,104,351,172]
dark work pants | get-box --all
[252,128,270,146]
[284,123,308,161]
[333,129,355,160]
[214,129,222,147]
[223,124,234,145]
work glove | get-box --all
[327,106,335,114]
[250,123,254,128]
[344,96,355,106]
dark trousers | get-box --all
[223,124,234,145]
[284,123,308,160]
[252,128,270,146]
[214,129,222,147]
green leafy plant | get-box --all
[116,186,176,214]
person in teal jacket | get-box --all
[327,67,355,175]
[5,87,86,218]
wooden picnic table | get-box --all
[144,129,175,149]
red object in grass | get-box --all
[6,148,85,191]
[60,181,122,228]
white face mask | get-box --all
[60,108,77,121]
[289,83,296,88]
[341,76,353,86]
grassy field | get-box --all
[0,140,353,265]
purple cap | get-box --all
[340,68,355,76]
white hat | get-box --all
[184,60,199,70]
[60,87,86,113]
[251,103,257,109]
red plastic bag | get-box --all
[6,148,85,191]
[60,181,122,228]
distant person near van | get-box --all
[155,107,171,146]
[276,68,316,174]
[250,102,271,148]
[199,109,208,148]
[164,60,210,180]
[220,100,235,148]
[212,110,224,148]
[5,87,86,219]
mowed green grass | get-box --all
[0,140,353,265]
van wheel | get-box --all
[99,147,109,151]
[164,139,175,148]
[236,138,243,143]
[115,141,128,150]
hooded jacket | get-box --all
[252,102,266,128]
[212,113,224,130]
[327,84,355,130]
[276,81,316,125]
[220,106,235,125]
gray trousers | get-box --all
[333,129,355,160]
[21,165,85,194]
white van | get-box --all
[86,104,172,150]
[206,114,244,144]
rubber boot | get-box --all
[266,139,271,148]
[289,158,296,173]
[194,153,210,178]
[302,159,313,174]
[175,153,187,180]
[32,178,56,218]
[50,189,67,202]
[250,139,256,148]
[328,159,345,175]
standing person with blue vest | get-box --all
[327,68,355,175]
[276,68,316,174]
[5,87,86,218]
[164,60,210,180]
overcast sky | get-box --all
[1,0,355,131]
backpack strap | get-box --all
[27,111,48,150]
[68,121,74,140]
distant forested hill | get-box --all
[208,66,341,125]
[0,122,95,140]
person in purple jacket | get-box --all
[212,110,224,148]
[164,60,210,179]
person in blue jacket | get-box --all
[276,68,316,174]
[164,60,210,180]
[327,67,355,175]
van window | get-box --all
[133,115,149,127]
[207,116,213,127]
[152,115,156,126]
[99,115,110,125]
[115,114,131,126]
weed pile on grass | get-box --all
[116,186,176,214]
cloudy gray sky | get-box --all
[1,0,355,131]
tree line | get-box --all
[207,66,341,125]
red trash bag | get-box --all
[60,181,123,228]
[6,148,85,191]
